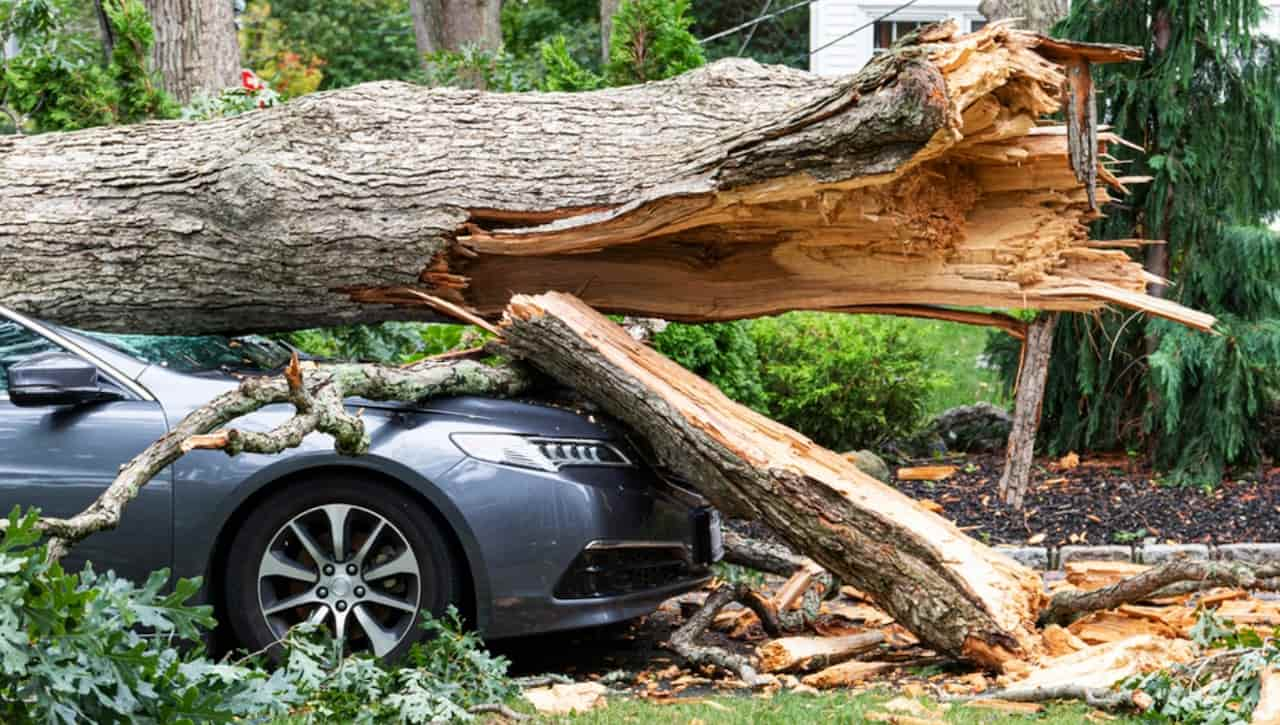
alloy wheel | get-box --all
[257,503,422,656]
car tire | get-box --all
[222,473,460,661]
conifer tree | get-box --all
[1012,0,1280,483]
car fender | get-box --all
[199,451,493,631]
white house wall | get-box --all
[810,1,1280,76]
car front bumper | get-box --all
[438,457,717,639]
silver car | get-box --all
[0,306,718,659]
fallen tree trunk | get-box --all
[0,23,1211,336]
[502,292,1048,669]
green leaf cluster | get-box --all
[0,508,296,723]
[0,0,175,133]
[282,321,488,364]
[1129,610,1280,724]
[0,507,519,723]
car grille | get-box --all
[554,544,702,599]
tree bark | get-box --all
[0,23,1212,337]
[141,0,240,103]
[998,312,1057,510]
[600,0,622,65]
[502,291,1049,669]
[409,0,502,59]
[978,0,1069,35]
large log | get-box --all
[501,291,1046,669]
[0,22,1212,335]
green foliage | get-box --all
[0,508,517,722]
[652,322,768,413]
[1018,4,1280,484]
[0,508,296,723]
[750,313,948,451]
[418,45,539,92]
[242,0,419,91]
[602,0,703,85]
[282,321,484,364]
[0,0,175,133]
[285,606,517,723]
[539,35,602,91]
[1129,610,1280,724]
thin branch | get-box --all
[1041,559,1280,626]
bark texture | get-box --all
[409,0,502,59]
[600,0,621,64]
[502,291,1048,669]
[978,0,1069,35]
[0,23,1212,336]
[998,312,1057,509]
[141,0,240,102]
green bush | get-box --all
[652,321,768,413]
[749,313,948,451]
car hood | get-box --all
[136,365,618,439]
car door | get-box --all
[0,315,172,582]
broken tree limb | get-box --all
[501,291,1047,669]
[998,312,1057,509]
[721,528,809,577]
[666,583,772,685]
[1041,560,1280,627]
[757,631,886,673]
[7,358,529,562]
[0,23,1212,336]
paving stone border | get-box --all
[993,543,1280,570]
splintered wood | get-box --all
[3,22,1214,336]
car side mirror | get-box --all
[7,352,122,407]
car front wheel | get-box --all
[223,474,460,660]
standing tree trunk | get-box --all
[0,24,1211,338]
[600,0,622,64]
[409,0,502,60]
[141,0,240,103]
[978,0,1069,34]
[998,313,1058,510]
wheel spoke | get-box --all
[321,504,353,562]
[352,521,386,568]
[263,591,320,616]
[362,548,418,582]
[362,589,418,614]
[289,521,330,567]
[334,608,349,641]
[352,604,401,657]
[305,606,330,626]
[259,551,317,583]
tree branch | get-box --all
[9,357,531,562]
[1041,559,1280,626]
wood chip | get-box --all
[801,660,895,689]
[523,682,608,714]
[897,466,957,481]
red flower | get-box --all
[240,69,264,92]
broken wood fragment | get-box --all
[801,660,896,689]
[896,466,957,482]
[1253,667,1280,725]
[998,312,1058,510]
[757,631,886,673]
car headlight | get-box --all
[450,434,634,472]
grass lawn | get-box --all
[551,690,1144,724]
[896,317,1012,418]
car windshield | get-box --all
[79,331,297,374]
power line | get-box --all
[808,0,922,56]
[698,0,815,45]
[698,0,925,58]
[738,0,775,55]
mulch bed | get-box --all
[892,452,1280,546]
